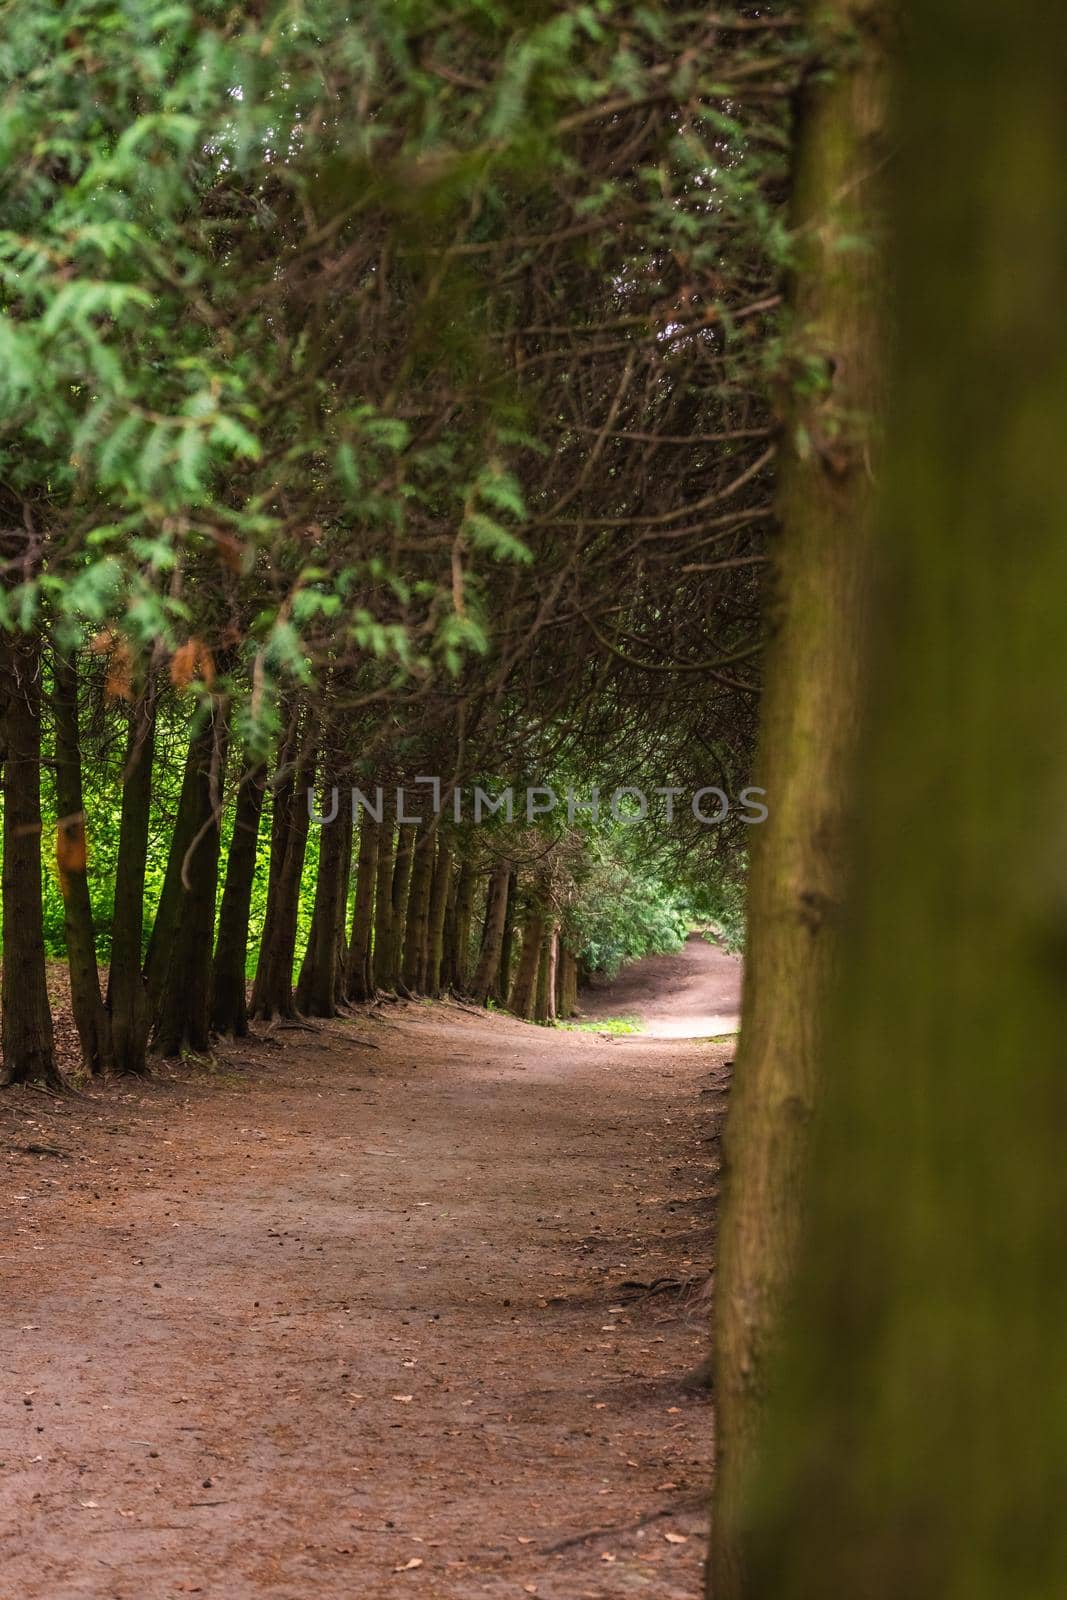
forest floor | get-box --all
[0,936,740,1600]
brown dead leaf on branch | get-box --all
[170,637,215,689]
[90,628,134,701]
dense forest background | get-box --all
[6,3,1060,1597]
[1,0,789,1085]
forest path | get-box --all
[1,990,727,1599]
[580,932,742,1039]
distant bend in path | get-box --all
[579,929,742,1038]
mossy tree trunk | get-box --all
[709,5,887,1594]
[730,6,1067,1594]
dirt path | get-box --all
[1,967,728,1599]
[580,933,741,1039]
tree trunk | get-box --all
[0,629,60,1088]
[424,838,453,997]
[401,826,435,994]
[107,686,156,1076]
[333,808,353,1008]
[346,807,379,1003]
[295,777,348,1018]
[557,946,579,1018]
[469,863,510,1005]
[152,698,229,1056]
[52,646,112,1074]
[210,759,267,1037]
[383,828,414,990]
[372,805,395,991]
[143,712,216,1013]
[250,741,316,1020]
[497,869,517,1004]
[447,857,476,992]
[508,905,545,1021]
[733,7,1067,1594]
[535,925,559,1024]
[708,8,886,1596]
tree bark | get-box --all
[447,857,476,992]
[210,759,267,1037]
[52,646,112,1074]
[557,946,579,1018]
[508,904,546,1021]
[469,863,510,1005]
[535,924,559,1023]
[732,6,1067,1594]
[401,826,435,994]
[0,629,60,1088]
[424,837,453,997]
[372,804,395,991]
[333,806,353,1008]
[152,698,229,1056]
[497,869,517,1004]
[295,777,349,1018]
[250,740,316,1020]
[107,686,156,1076]
[709,7,886,1596]
[143,712,216,1013]
[382,828,414,990]
[346,806,380,1003]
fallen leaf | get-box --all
[392,1394,414,1403]
[394,1557,423,1571]
[664,1531,688,1544]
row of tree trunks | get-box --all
[10,661,554,1072]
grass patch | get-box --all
[557,1015,644,1035]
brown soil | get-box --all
[580,933,741,1039]
[1,949,729,1599]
